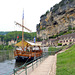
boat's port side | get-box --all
[15,56,34,62]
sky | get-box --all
[0,0,62,32]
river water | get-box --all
[0,50,25,75]
[0,47,49,75]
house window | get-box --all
[70,40,71,42]
[66,40,68,42]
[60,41,62,43]
[51,43,52,45]
[63,40,65,42]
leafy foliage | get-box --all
[0,32,9,35]
[36,37,42,42]
[40,27,46,30]
[68,25,72,31]
[0,45,13,50]
[58,43,62,46]
[0,31,36,42]
[73,27,75,30]
[49,30,73,39]
[4,45,13,50]
[52,4,59,13]
[0,45,4,50]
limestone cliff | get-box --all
[36,0,75,39]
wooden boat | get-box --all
[14,41,43,62]
[14,10,43,62]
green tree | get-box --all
[8,45,13,50]
[0,45,4,50]
[0,31,36,43]
[68,25,72,31]
[3,46,8,50]
[58,43,62,46]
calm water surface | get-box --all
[0,50,25,75]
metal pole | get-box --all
[32,62,34,70]
[36,59,38,67]
[25,66,27,75]
[40,57,41,63]
[13,69,15,75]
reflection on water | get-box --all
[0,50,26,75]
[15,61,25,68]
[0,50,14,62]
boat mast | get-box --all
[22,10,24,50]
[14,10,31,51]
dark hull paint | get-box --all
[15,55,42,62]
[15,56,35,62]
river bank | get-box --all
[0,50,25,75]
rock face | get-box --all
[37,0,75,39]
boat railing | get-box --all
[13,52,49,75]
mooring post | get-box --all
[32,62,34,70]
[13,69,15,75]
[36,59,38,67]
[25,64,27,75]
[25,67,27,75]
[40,57,41,63]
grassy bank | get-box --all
[56,44,75,75]
[48,47,63,55]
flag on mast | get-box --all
[17,36,19,39]
[22,9,24,20]
[34,37,36,43]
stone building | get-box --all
[58,33,75,46]
[8,40,17,45]
[48,38,58,46]
[41,38,58,47]
[41,40,47,47]
[41,33,75,47]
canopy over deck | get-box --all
[15,40,41,47]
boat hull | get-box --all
[15,56,35,62]
[14,49,43,62]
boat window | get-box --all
[16,47,22,50]
[33,47,39,50]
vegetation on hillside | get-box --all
[49,27,75,39]
[0,45,14,50]
[0,32,9,35]
[0,31,36,42]
[57,44,75,75]
[0,31,36,50]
